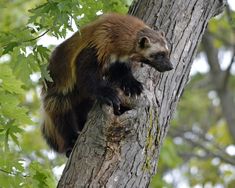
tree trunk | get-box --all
[58,0,225,187]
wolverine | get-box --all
[41,13,173,156]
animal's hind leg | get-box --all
[52,109,79,156]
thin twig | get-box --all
[0,168,12,175]
[0,168,29,178]
[22,29,50,43]
[2,29,50,50]
[170,127,235,165]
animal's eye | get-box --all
[150,52,166,59]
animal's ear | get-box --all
[138,36,151,49]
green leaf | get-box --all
[2,42,19,54]
[0,64,24,94]
[35,45,50,61]
[11,53,34,84]
[0,91,33,125]
[29,161,56,188]
[40,64,53,82]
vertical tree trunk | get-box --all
[58,0,225,187]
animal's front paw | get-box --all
[97,87,121,115]
[120,77,143,97]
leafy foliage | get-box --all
[0,0,130,187]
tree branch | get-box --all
[201,6,235,142]
[223,50,235,89]
[170,128,235,166]
[185,136,235,166]
[223,4,235,89]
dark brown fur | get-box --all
[41,13,173,155]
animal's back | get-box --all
[48,13,147,92]
[79,13,147,63]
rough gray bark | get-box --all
[202,31,235,143]
[58,0,225,187]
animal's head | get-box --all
[133,28,173,72]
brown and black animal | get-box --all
[41,13,173,156]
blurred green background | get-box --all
[0,0,234,187]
